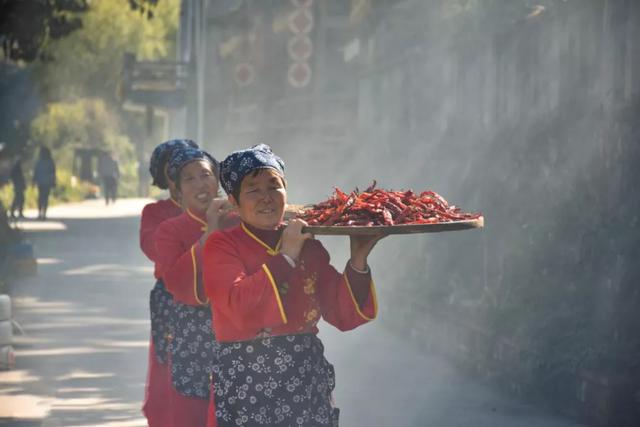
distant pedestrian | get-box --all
[9,159,26,219]
[99,153,120,205]
[33,146,56,220]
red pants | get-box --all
[207,391,218,427]
[143,340,173,427]
[170,387,210,427]
[144,339,216,427]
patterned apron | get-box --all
[170,301,218,399]
[149,279,174,363]
[213,334,340,426]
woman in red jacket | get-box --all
[140,138,197,427]
[203,144,384,426]
[155,147,235,427]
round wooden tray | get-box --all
[302,216,484,236]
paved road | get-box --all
[0,199,584,427]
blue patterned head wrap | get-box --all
[167,147,219,184]
[149,139,198,189]
[219,144,285,196]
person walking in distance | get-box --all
[9,158,26,219]
[33,146,56,220]
[99,153,120,205]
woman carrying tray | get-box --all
[202,144,384,426]
[155,147,236,427]
[140,138,197,427]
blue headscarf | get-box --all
[149,139,198,189]
[167,147,219,184]
[219,144,285,196]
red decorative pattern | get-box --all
[234,62,254,87]
[289,8,313,34]
[288,35,313,61]
[288,62,312,88]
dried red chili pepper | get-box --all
[299,181,481,226]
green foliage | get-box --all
[28,98,139,198]
[128,0,160,19]
[18,0,180,202]
[30,98,133,160]
[34,0,180,103]
[0,0,87,62]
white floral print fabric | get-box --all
[213,334,339,426]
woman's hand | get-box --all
[206,197,234,232]
[349,234,386,271]
[281,219,313,262]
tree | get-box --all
[30,98,133,161]
[29,98,137,194]
[24,0,180,197]
[129,0,160,19]
[0,0,168,63]
[0,0,88,62]
[34,0,179,103]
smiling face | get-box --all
[177,160,219,212]
[230,168,286,230]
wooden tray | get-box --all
[301,216,484,236]
[284,204,307,220]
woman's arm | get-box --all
[139,204,164,262]
[155,220,205,305]
[314,242,378,331]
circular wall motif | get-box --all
[234,62,255,87]
[288,62,312,88]
[288,8,313,34]
[287,35,313,61]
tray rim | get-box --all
[302,216,484,235]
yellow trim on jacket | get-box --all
[343,273,378,321]
[261,263,288,324]
[241,222,281,255]
[191,244,209,305]
[186,208,208,232]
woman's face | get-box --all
[178,160,219,212]
[231,168,286,230]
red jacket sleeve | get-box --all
[314,243,378,331]
[155,220,205,306]
[203,232,289,333]
[140,204,165,263]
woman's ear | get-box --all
[167,178,177,193]
[228,194,239,208]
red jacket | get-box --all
[155,208,209,306]
[155,208,240,306]
[139,198,182,279]
[202,222,378,342]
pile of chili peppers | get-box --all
[299,181,482,226]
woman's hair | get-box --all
[154,151,172,189]
[150,139,199,189]
[39,146,52,160]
